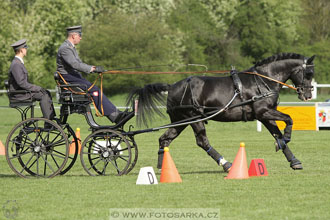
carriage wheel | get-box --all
[59,124,78,175]
[80,129,131,176]
[124,135,138,174]
[5,118,69,178]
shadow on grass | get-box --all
[57,174,122,177]
[0,174,20,178]
[180,170,225,175]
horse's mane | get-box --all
[253,53,305,67]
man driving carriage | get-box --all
[8,39,56,120]
[56,25,132,124]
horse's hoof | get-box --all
[291,164,303,170]
[290,160,303,170]
[223,162,232,173]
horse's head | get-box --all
[290,55,315,101]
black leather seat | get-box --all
[54,72,92,119]
[54,72,90,104]
[4,80,35,120]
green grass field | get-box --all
[0,94,329,220]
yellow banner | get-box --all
[276,106,316,130]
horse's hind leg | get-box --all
[190,122,232,172]
[261,120,303,170]
[157,125,187,169]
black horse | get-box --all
[127,53,315,172]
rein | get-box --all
[101,69,297,91]
[101,69,294,119]
[102,70,230,75]
[244,71,297,90]
[58,68,297,118]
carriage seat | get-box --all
[4,80,35,107]
[54,72,91,105]
[4,79,35,120]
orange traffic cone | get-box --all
[160,147,182,183]
[225,142,249,179]
[69,128,81,154]
[0,140,5,155]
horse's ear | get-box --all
[307,55,316,64]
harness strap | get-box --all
[168,91,276,112]
[179,79,190,106]
[228,91,276,109]
[230,68,247,121]
[179,77,208,119]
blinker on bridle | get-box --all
[295,59,314,94]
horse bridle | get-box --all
[294,59,314,95]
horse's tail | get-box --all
[126,83,170,127]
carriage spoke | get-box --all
[118,155,129,162]
[27,157,38,171]
[39,129,50,144]
[41,154,55,174]
[50,152,66,160]
[36,155,40,176]
[110,159,120,174]
[82,152,99,156]
[90,139,104,151]
[90,156,101,161]
[9,150,31,160]
[18,144,32,155]
[87,157,102,171]
[51,154,60,169]
[52,149,67,157]
[102,161,109,175]
[11,136,32,147]
[118,147,128,152]
[105,133,110,149]
[20,128,35,143]
[45,140,66,148]
[19,154,35,174]
[44,155,48,176]
[44,135,66,148]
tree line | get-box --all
[1,0,329,95]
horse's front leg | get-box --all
[259,113,303,170]
[190,122,232,172]
[282,116,293,144]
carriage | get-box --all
[4,53,316,178]
[4,73,138,178]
